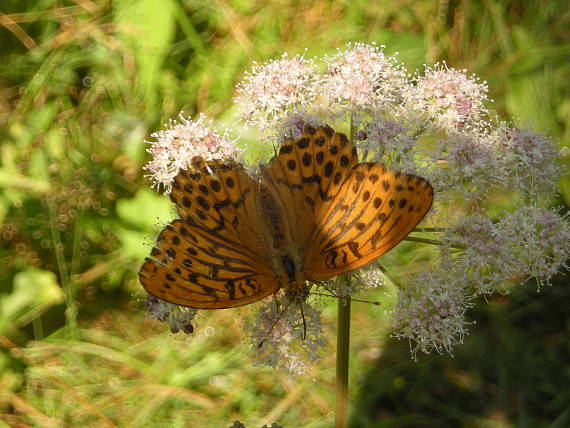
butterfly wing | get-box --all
[260,125,358,256]
[140,126,434,305]
[139,219,280,308]
[171,158,270,258]
[304,163,434,278]
[140,159,280,309]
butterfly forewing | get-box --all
[304,163,434,278]
[171,158,270,259]
[261,125,358,254]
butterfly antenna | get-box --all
[257,297,295,349]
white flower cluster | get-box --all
[144,42,569,363]
[495,125,566,196]
[234,52,319,131]
[404,62,489,131]
[498,206,570,287]
[243,294,326,376]
[439,208,570,294]
[391,268,472,357]
[396,204,570,354]
[440,212,515,295]
[144,113,241,192]
[320,42,408,114]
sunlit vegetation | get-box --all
[0,1,568,426]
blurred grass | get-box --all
[0,0,568,426]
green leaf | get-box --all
[114,0,177,106]
[504,29,558,132]
[114,227,154,261]
[28,148,49,182]
[116,187,174,231]
[0,168,51,194]
[0,269,64,334]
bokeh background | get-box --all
[0,1,569,427]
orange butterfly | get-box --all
[139,125,433,309]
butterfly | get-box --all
[139,124,434,309]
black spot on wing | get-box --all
[323,125,334,137]
[324,161,334,178]
[333,172,343,185]
[305,125,316,134]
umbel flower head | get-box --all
[142,43,570,373]
[145,113,241,192]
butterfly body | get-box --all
[139,125,434,309]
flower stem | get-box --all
[403,236,444,246]
[413,227,447,232]
[335,278,351,428]
[335,117,355,428]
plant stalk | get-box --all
[335,116,355,428]
[335,293,351,428]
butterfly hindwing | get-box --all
[304,163,434,278]
[140,219,280,308]
[141,158,280,309]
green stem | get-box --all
[403,236,444,246]
[377,263,402,288]
[335,288,351,428]
[413,227,447,232]
[48,197,77,338]
[334,116,356,428]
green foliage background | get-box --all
[0,1,568,427]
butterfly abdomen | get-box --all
[258,184,307,289]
